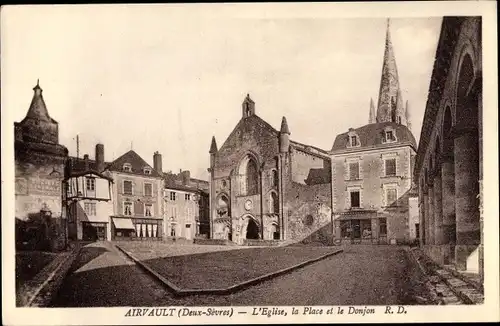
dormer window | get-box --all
[143,167,152,175]
[347,130,360,148]
[383,127,397,143]
[123,163,132,172]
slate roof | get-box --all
[106,150,162,178]
[331,121,417,153]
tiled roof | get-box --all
[163,172,209,192]
[106,150,162,178]
[68,156,99,172]
[304,168,331,185]
[66,156,113,181]
[331,121,417,152]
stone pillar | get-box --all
[427,182,435,245]
[454,127,480,271]
[434,167,444,245]
[419,196,426,247]
[423,189,429,245]
[334,219,341,241]
[441,157,456,245]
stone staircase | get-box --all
[408,247,484,305]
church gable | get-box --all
[215,115,280,174]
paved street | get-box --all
[51,242,429,307]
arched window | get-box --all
[246,159,259,195]
[269,192,279,214]
[238,155,260,196]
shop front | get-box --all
[334,211,388,245]
[111,216,163,240]
[82,222,107,241]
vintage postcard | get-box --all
[1,1,499,325]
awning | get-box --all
[82,215,109,223]
[112,217,135,230]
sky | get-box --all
[2,5,442,180]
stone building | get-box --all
[330,20,418,245]
[163,170,210,240]
[414,17,483,276]
[208,94,332,245]
[14,81,69,251]
[65,144,114,241]
[106,150,164,240]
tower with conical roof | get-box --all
[15,80,60,144]
[375,19,409,126]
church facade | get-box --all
[208,95,333,245]
[330,20,418,245]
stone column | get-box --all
[454,127,480,271]
[419,195,426,247]
[441,156,456,245]
[427,182,435,245]
[423,188,429,245]
[434,166,444,245]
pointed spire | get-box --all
[376,18,407,127]
[369,98,376,124]
[405,100,412,131]
[26,79,51,121]
[280,116,290,135]
[209,136,218,154]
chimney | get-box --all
[153,151,162,173]
[181,170,191,186]
[83,154,90,171]
[95,143,104,172]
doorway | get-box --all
[246,218,260,239]
[82,222,106,241]
[185,224,192,240]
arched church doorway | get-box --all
[246,218,260,239]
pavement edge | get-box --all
[17,243,83,307]
[115,244,343,297]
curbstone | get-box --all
[115,244,343,297]
[17,243,82,307]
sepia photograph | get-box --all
[1,2,498,325]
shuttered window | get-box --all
[349,162,359,180]
[144,183,152,197]
[385,159,397,176]
[386,188,397,205]
[123,180,133,195]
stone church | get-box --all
[330,20,418,245]
[208,95,333,245]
